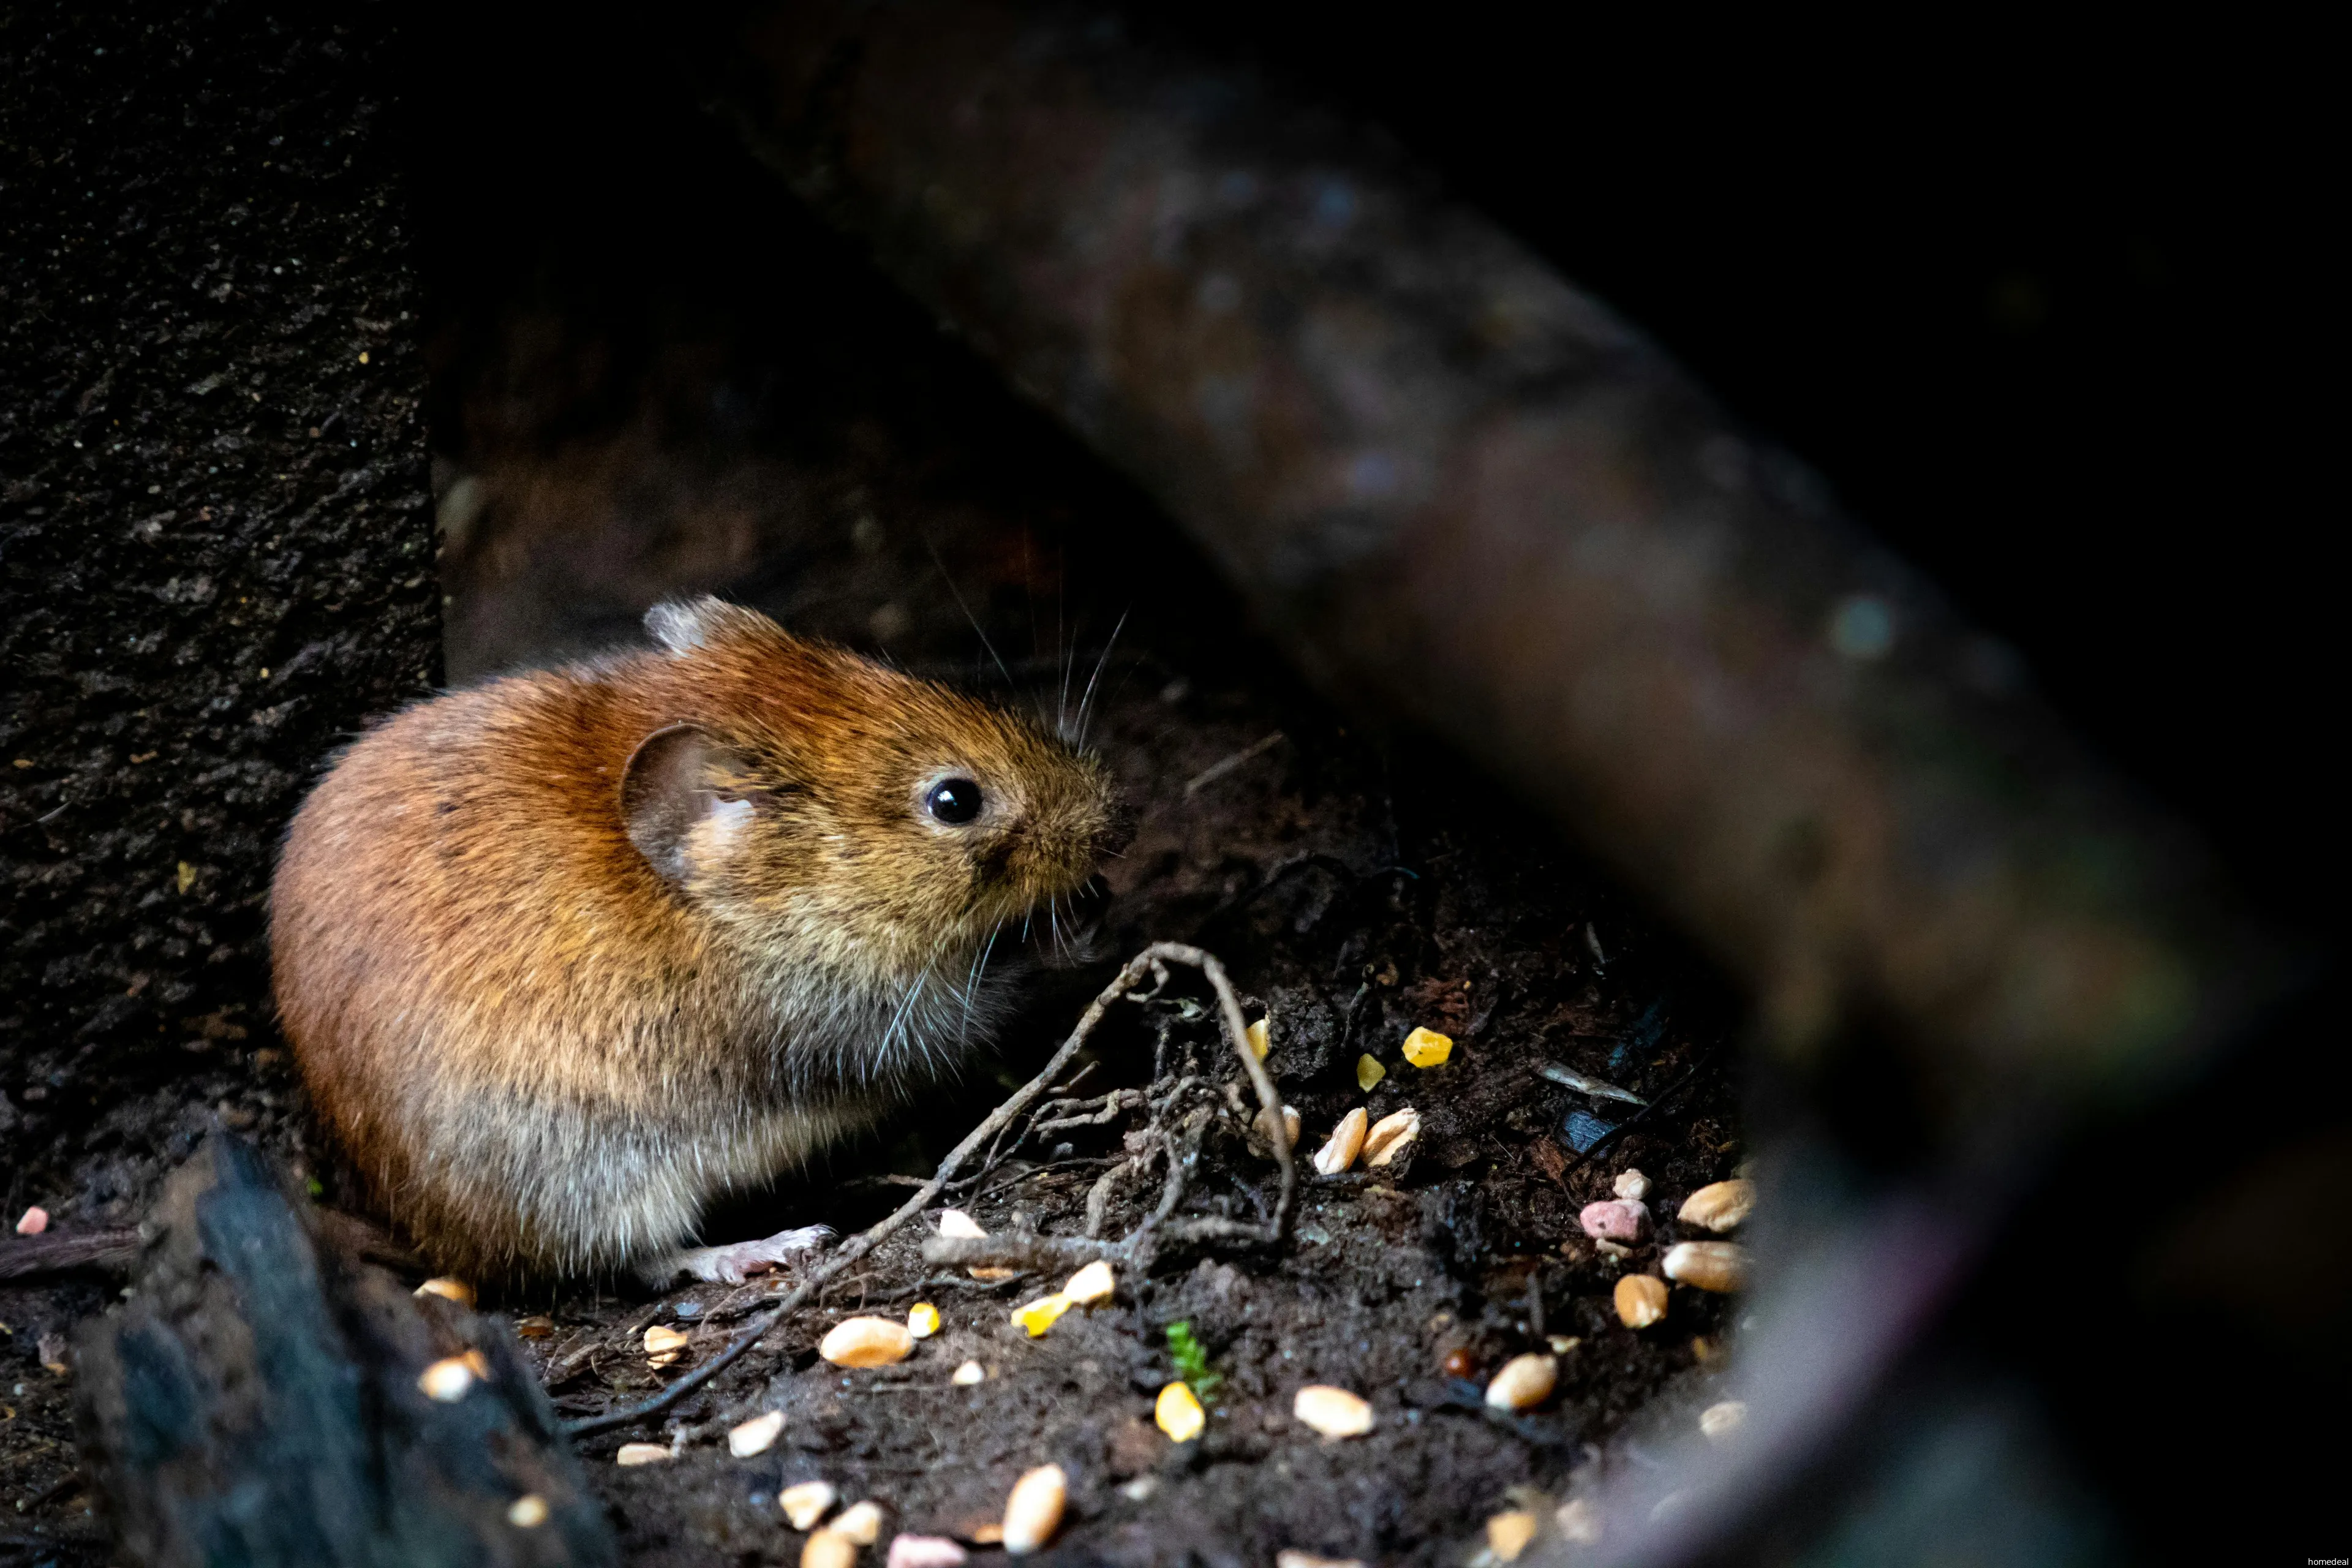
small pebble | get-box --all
[834,1500,885,1546]
[781,1480,839,1530]
[1355,1054,1386,1091]
[1292,1385,1375,1438]
[1614,1274,1668,1330]
[1487,1509,1539,1563]
[1483,1353,1557,1412]
[1578,1198,1650,1243]
[1700,1400,1747,1444]
[1063,1259,1116,1305]
[952,1359,986,1385]
[1400,1027,1452,1068]
[887,1536,969,1568]
[644,1324,690,1368]
[507,1493,549,1528]
[1362,1106,1420,1167]
[1010,1293,1073,1337]
[729,1410,785,1457]
[1612,1169,1650,1202]
[1155,1380,1204,1442]
[1002,1463,1068,1555]
[417,1355,477,1403]
[1312,1108,1368,1175]
[614,1442,670,1466]
[907,1302,941,1339]
[802,1529,856,1568]
[821,1316,915,1366]
[1662,1241,1748,1293]
[413,1277,475,1308]
[13,1206,48,1237]
[1678,1178,1755,1232]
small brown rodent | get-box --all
[271,597,1123,1283]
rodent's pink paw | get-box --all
[670,1224,837,1284]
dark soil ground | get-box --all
[2,3,1751,1563]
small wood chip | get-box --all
[821,1316,916,1366]
[1662,1240,1748,1293]
[1678,1178,1755,1232]
[1292,1385,1374,1438]
[1155,1380,1204,1442]
[614,1442,670,1466]
[1614,1274,1668,1330]
[1312,1107,1368,1175]
[1400,1027,1452,1068]
[729,1410,785,1457]
[782,1480,839,1530]
[1002,1463,1068,1555]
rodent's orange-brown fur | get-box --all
[271,598,1120,1280]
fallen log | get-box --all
[72,1135,615,1567]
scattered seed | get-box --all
[821,1316,916,1366]
[1155,1379,1204,1442]
[971,1525,1005,1545]
[1555,1498,1602,1545]
[1441,1345,1479,1379]
[1275,1553,1366,1568]
[15,1207,50,1237]
[1011,1293,1074,1337]
[952,1360,986,1385]
[614,1442,670,1466]
[1578,1198,1650,1243]
[644,1324,691,1367]
[1246,1017,1271,1060]
[515,1314,555,1340]
[507,1493,549,1528]
[1662,1241,1748,1293]
[1292,1385,1374,1439]
[1355,1054,1386,1091]
[1700,1400,1747,1443]
[729,1410,785,1457]
[941,1209,1014,1281]
[413,1277,474,1308]
[1312,1107,1368,1175]
[1614,1275,1668,1330]
[1690,1335,1715,1363]
[802,1529,856,1568]
[1487,1509,1540,1562]
[417,1355,477,1402]
[1613,1169,1651,1202]
[1678,1179,1755,1232]
[1363,1106,1420,1167]
[782,1480,839,1529]
[1593,1238,1632,1261]
[907,1303,941,1339]
[834,1500,885,1545]
[1537,1062,1644,1104]
[1483,1353,1557,1412]
[1547,1335,1580,1355]
[887,1535,970,1568]
[1401,1027,1453,1068]
[1001,1463,1068,1555]
[1063,1259,1116,1306]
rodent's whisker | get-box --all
[1074,607,1129,752]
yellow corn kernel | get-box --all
[1011,1292,1073,1337]
[1155,1380,1205,1442]
[1355,1054,1386,1091]
[1401,1027,1452,1068]
[907,1302,941,1338]
[1245,1017,1271,1060]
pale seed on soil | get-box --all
[1246,1017,1271,1059]
[507,1493,549,1528]
[1002,1463,1068,1555]
[1011,1292,1073,1336]
[1662,1240,1748,1292]
[1313,1107,1368,1175]
[1401,1026,1453,1067]
[1613,1169,1650,1202]
[834,1500,885,1545]
[1594,1238,1632,1261]
[1615,1274,1668,1329]
[1063,1259,1116,1305]
[418,1355,477,1402]
[886,1535,969,1568]
[644,1324,690,1367]
[802,1529,856,1568]
[1293,1384,1375,1438]
[413,1276,475,1308]
[821,1315,915,1366]
[1555,1498,1602,1545]
[781,1480,838,1529]
[1356,1054,1386,1091]
[1483,1353,1557,1411]
[1678,1178,1755,1232]
[1363,1106,1420,1167]
[1547,1335,1580,1355]
[1276,1553,1366,1568]
[907,1302,941,1338]
[614,1442,669,1466]
[729,1410,785,1457]
[1700,1400,1747,1443]
[1155,1379,1205,1442]
[952,1359,986,1385]
[1487,1509,1540,1562]
[940,1208,1014,1280]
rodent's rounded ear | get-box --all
[643,595,775,655]
[620,724,745,887]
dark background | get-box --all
[404,3,2339,944]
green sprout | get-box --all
[1166,1319,1223,1403]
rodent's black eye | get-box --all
[925,777,984,825]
